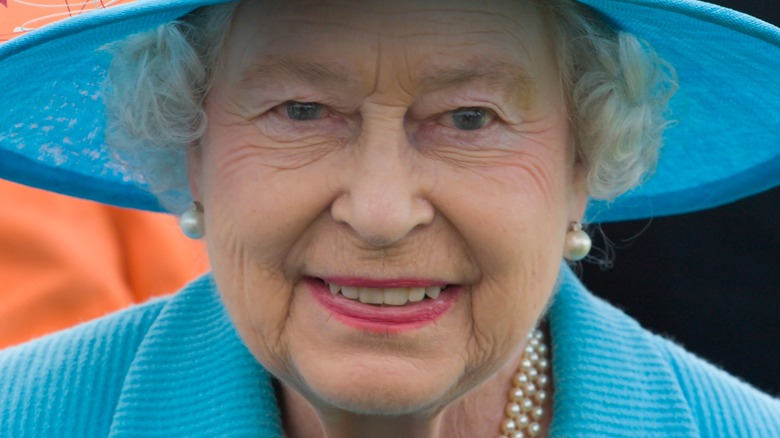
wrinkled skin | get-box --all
[188,0,589,436]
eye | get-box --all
[448,107,495,131]
[284,101,327,121]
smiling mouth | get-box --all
[325,281,446,306]
[308,278,458,331]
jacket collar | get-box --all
[108,275,283,436]
[548,266,699,435]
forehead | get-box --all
[230,0,545,36]
[223,0,554,88]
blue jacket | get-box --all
[2,267,779,437]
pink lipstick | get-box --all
[305,277,458,334]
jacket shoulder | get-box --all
[656,335,780,436]
[0,297,168,437]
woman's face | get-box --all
[190,0,588,415]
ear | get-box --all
[186,143,204,203]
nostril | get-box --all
[330,192,435,248]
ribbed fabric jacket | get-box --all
[2,267,778,437]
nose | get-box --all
[331,123,434,248]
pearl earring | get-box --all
[179,201,205,239]
[564,221,591,261]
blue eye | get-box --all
[285,101,324,121]
[450,107,492,130]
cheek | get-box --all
[197,127,343,372]
[199,124,337,259]
[436,155,570,362]
[441,150,571,269]
[468,199,564,322]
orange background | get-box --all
[0,0,210,348]
[1,0,133,42]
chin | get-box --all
[297,359,460,416]
[316,383,446,416]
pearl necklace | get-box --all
[499,329,550,438]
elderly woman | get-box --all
[1,0,779,436]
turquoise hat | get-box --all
[1,0,778,221]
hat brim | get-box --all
[1,0,779,221]
[581,0,780,221]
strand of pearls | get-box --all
[499,329,550,438]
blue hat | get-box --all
[1,0,778,221]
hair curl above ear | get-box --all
[103,4,237,214]
[539,0,678,200]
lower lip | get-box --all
[306,278,459,334]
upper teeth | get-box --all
[327,283,443,306]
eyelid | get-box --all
[466,105,512,124]
[274,100,332,120]
[411,97,513,122]
[437,107,497,129]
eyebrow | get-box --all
[237,56,355,90]
[417,61,536,96]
